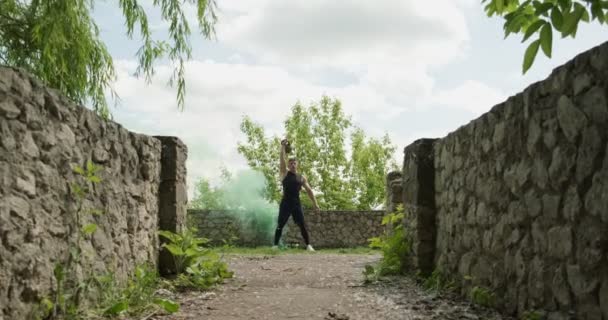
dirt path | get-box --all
[152,253,513,320]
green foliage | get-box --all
[482,0,608,74]
[95,264,179,317]
[159,228,234,291]
[470,285,496,307]
[0,0,218,117]
[364,205,409,282]
[237,95,398,210]
[521,310,545,320]
[420,269,457,293]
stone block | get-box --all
[567,265,600,298]
[548,145,577,190]
[584,167,608,222]
[547,226,573,259]
[600,272,608,320]
[579,86,608,125]
[557,95,588,143]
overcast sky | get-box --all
[93,0,607,198]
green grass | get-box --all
[210,246,379,256]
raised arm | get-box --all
[301,176,320,213]
[279,139,287,178]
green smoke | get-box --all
[217,170,277,245]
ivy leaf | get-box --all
[540,23,553,57]
[523,39,541,74]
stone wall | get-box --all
[188,210,385,248]
[0,67,187,319]
[398,42,608,319]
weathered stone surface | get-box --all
[567,265,600,298]
[548,145,576,189]
[580,86,608,124]
[15,169,36,197]
[21,131,40,158]
[563,185,581,222]
[547,227,572,258]
[600,272,608,320]
[552,266,571,307]
[92,146,110,164]
[0,66,184,320]
[541,194,560,221]
[577,294,603,320]
[557,95,587,143]
[573,73,592,96]
[527,119,542,155]
[576,126,602,183]
[524,190,542,218]
[547,311,571,320]
[576,217,604,272]
[584,167,608,222]
[406,42,608,320]
[0,99,20,119]
[532,158,549,189]
[5,195,31,220]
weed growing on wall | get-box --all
[32,162,179,319]
[521,310,544,320]
[419,269,457,293]
[363,205,409,282]
[470,285,495,308]
[159,227,234,291]
[94,264,178,317]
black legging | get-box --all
[274,200,310,245]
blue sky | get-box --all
[92,0,607,198]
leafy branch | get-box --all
[482,0,608,73]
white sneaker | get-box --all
[306,244,315,252]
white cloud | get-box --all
[219,0,468,66]
[216,0,473,111]
[429,80,507,117]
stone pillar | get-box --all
[385,171,403,214]
[402,138,437,276]
[155,136,188,276]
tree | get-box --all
[189,166,231,210]
[0,0,217,118]
[482,0,608,73]
[237,95,398,210]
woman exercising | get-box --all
[272,139,320,251]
